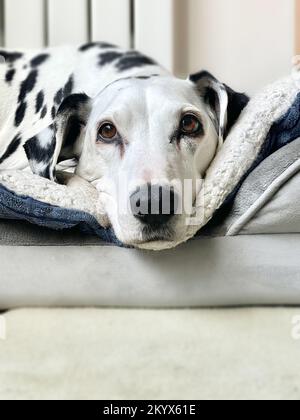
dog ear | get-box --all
[189,71,249,146]
[54,93,92,163]
[24,93,92,181]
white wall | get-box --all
[47,0,89,46]
[0,0,295,94]
[4,0,45,48]
[91,0,131,49]
[0,0,131,50]
[183,0,295,94]
[135,0,176,71]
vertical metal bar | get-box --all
[87,0,92,43]
[0,0,5,46]
[295,0,300,54]
[44,0,49,46]
[173,0,189,77]
[130,0,135,49]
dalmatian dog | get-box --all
[0,43,249,246]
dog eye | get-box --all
[180,114,202,136]
[97,123,118,142]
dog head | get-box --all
[32,72,249,247]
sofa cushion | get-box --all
[1,234,300,308]
[207,138,300,236]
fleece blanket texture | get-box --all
[0,184,120,245]
[0,75,300,248]
[229,91,300,199]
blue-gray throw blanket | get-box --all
[0,183,121,244]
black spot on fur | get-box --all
[51,106,56,119]
[0,50,23,63]
[58,93,89,114]
[135,75,160,80]
[35,91,45,113]
[79,42,97,52]
[54,88,64,105]
[42,166,52,180]
[30,54,49,68]
[0,134,22,165]
[79,42,117,52]
[63,115,83,149]
[223,84,249,138]
[24,135,56,163]
[41,105,47,119]
[63,75,74,98]
[5,68,16,84]
[24,134,57,179]
[117,74,161,83]
[189,71,249,139]
[135,75,151,80]
[98,42,118,49]
[18,70,38,103]
[15,102,27,127]
[116,52,156,72]
[99,51,123,66]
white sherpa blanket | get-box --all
[0,75,299,250]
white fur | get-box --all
[75,77,220,246]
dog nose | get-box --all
[130,184,178,227]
